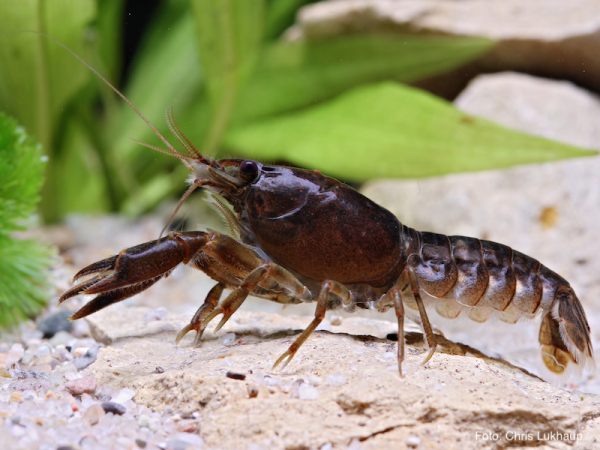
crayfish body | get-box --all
[56,40,594,379]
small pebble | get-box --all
[9,392,21,402]
[172,433,204,448]
[111,388,136,404]
[5,344,24,366]
[36,344,52,357]
[137,414,155,430]
[54,345,72,363]
[59,363,77,374]
[135,439,147,449]
[308,375,322,386]
[142,307,169,322]
[569,390,585,402]
[326,373,346,387]
[50,331,75,347]
[73,347,89,357]
[14,368,30,379]
[73,347,99,370]
[226,371,246,381]
[154,366,164,373]
[298,383,319,400]
[65,376,97,395]
[262,376,279,387]
[37,311,73,338]
[220,333,236,346]
[176,421,199,432]
[9,377,51,393]
[70,319,91,338]
[247,383,259,398]
[101,401,126,415]
[31,364,52,374]
[329,314,342,326]
[407,436,421,447]
[165,439,193,450]
[321,444,333,450]
[82,403,105,425]
[21,327,44,343]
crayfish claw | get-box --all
[58,276,103,305]
[72,256,118,282]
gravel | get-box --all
[37,311,73,338]
[0,317,203,450]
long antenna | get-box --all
[27,31,192,165]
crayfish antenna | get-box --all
[158,181,203,240]
[31,31,200,170]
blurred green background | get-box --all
[0,0,594,224]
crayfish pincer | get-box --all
[58,46,594,381]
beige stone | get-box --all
[87,306,600,450]
[294,0,600,93]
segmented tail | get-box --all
[539,286,595,377]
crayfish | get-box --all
[58,44,594,380]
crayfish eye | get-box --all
[239,160,259,179]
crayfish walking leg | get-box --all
[273,280,352,370]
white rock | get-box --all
[220,333,236,346]
[298,383,319,400]
[308,375,322,386]
[407,435,421,447]
[111,388,136,405]
[5,344,24,367]
[326,373,346,387]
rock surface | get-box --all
[361,72,600,392]
[86,305,600,450]
[294,0,600,95]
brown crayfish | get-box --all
[58,46,594,380]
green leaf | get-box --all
[95,0,126,83]
[224,82,596,180]
[190,0,265,155]
[0,1,96,152]
[232,35,495,125]
[0,0,98,222]
[45,115,111,218]
[264,0,315,40]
